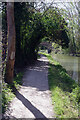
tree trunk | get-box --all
[6,2,15,84]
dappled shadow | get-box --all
[22,58,49,91]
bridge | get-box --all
[39,42,52,49]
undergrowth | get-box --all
[2,72,23,113]
[39,51,80,118]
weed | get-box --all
[2,72,23,113]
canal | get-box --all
[52,53,80,84]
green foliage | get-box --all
[38,51,59,65]
[2,72,23,113]
[52,43,59,49]
[14,3,46,66]
[2,3,70,67]
[39,52,79,118]
[14,2,31,66]
[13,72,23,89]
[42,8,70,48]
[2,82,15,113]
[14,3,70,66]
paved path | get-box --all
[4,56,55,119]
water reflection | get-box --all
[52,53,80,83]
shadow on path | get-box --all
[15,89,48,119]
[2,56,53,119]
[22,60,49,91]
[2,87,49,120]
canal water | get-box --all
[52,53,80,84]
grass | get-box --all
[38,51,59,65]
[2,72,23,113]
[39,51,80,118]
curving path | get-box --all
[3,56,55,119]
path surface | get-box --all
[4,56,55,119]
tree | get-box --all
[41,8,69,48]
[5,2,15,84]
[14,3,70,67]
[58,2,79,54]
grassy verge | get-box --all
[2,72,23,113]
[39,51,80,118]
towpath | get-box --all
[4,55,55,119]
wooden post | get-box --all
[6,2,15,84]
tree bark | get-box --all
[6,2,15,84]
